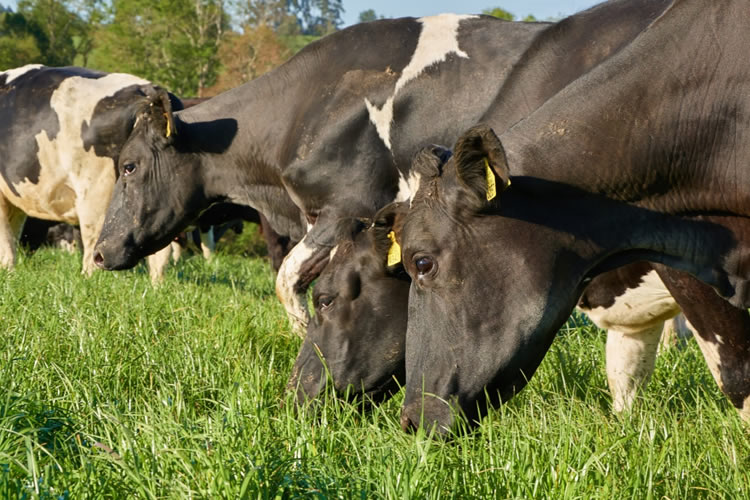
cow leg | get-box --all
[579,264,682,412]
[655,266,750,421]
[199,227,215,260]
[276,229,334,337]
[659,313,692,352]
[606,325,663,412]
[0,197,26,269]
[147,245,175,284]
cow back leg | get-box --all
[606,325,663,412]
[0,196,26,269]
[579,265,681,412]
[655,265,750,421]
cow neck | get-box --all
[499,0,750,218]
[482,0,672,131]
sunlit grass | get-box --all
[1,242,748,498]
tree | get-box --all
[0,11,43,69]
[89,0,229,97]
[357,8,378,23]
[482,7,514,21]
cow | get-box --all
[288,201,694,415]
[0,65,183,276]
[396,0,750,433]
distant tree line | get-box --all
[0,2,543,97]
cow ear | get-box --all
[371,202,410,272]
[140,86,179,144]
[453,125,511,207]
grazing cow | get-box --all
[397,0,750,433]
[288,202,694,414]
[0,65,181,275]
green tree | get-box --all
[16,0,96,66]
[357,8,378,23]
[0,11,43,69]
[89,0,228,96]
[482,7,514,21]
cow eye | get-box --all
[123,163,137,176]
[415,256,435,277]
[317,295,334,310]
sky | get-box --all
[340,1,603,25]
[0,1,604,23]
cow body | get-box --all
[399,0,750,432]
[0,65,176,274]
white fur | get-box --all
[200,228,216,260]
[365,14,476,151]
[606,326,663,412]
[276,234,317,337]
[741,394,750,422]
[1,64,44,84]
[688,320,725,391]
[584,270,681,335]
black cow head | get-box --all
[398,125,595,434]
[94,88,237,269]
[288,202,411,405]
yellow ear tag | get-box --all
[387,231,402,266]
[164,113,171,138]
[484,157,497,201]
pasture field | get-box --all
[1,235,749,499]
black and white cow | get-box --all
[397,0,750,432]
[0,65,181,275]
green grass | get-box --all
[1,241,749,498]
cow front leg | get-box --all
[0,197,25,269]
[656,266,750,421]
[606,325,663,412]
[147,245,175,284]
[276,231,333,337]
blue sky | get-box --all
[1,0,602,24]
[341,1,602,25]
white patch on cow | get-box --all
[1,64,44,84]
[329,244,340,261]
[365,14,476,151]
[606,325,663,412]
[0,72,149,273]
[688,320,725,391]
[583,270,681,335]
[276,234,318,337]
[395,170,423,205]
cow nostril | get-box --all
[400,410,418,433]
[94,252,105,267]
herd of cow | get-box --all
[2,0,750,435]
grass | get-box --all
[1,236,749,498]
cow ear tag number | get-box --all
[387,231,401,266]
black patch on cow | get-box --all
[578,261,654,310]
[0,66,106,196]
